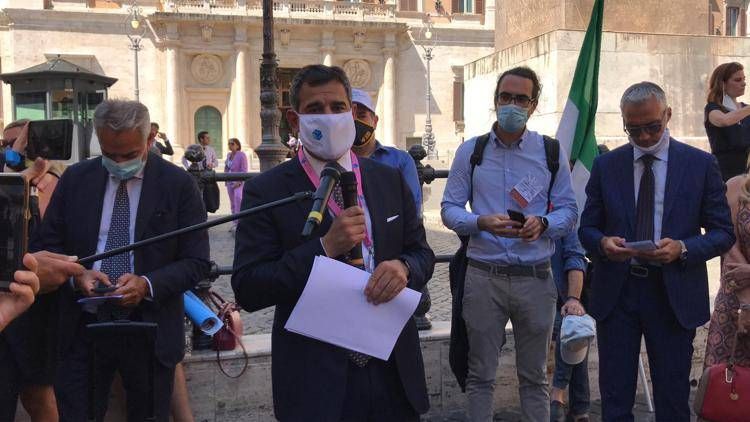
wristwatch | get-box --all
[678,240,688,261]
[540,216,550,232]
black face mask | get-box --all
[353,119,375,147]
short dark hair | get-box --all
[494,66,542,105]
[151,122,159,130]
[197,131,209,142]
[289,65,352,111]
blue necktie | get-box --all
[98,180,131,321]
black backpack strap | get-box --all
[468,132,491,206]
[542,135,560,211]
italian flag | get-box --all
[555,0,604,215]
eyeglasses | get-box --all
[496,92,535,108]
[623,121,663,138]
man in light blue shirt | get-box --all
[441,66,577,422]
[351,89,423,215]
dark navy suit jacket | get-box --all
[579,140,734,329]
[31,153,211,366]
[232,156,434,421]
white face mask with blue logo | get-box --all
[297,111,356,161]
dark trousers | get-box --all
[339,358,419,422]
[597,269,695,422]
[55,317,176,422]
[0,335,20,421]
[552,311,591,416]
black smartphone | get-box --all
[507,209,526,224]
[26,119,74,160]
[92,285,117,295]
[0,174,29,292]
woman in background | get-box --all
[225,138,248,232]
[705,62,750,181]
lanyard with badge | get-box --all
[298,148,375,272]
[510,173,544,209]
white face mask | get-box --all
[297,112,356,161]
[723,94,738,111]
[629,127,670,154]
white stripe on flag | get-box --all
[556,99,579,156]
[571,161,591,223]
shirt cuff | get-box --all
[319,238,331,257]
[142,275,155,301]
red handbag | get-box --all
[207,291,248,378]
[695,331,750,422]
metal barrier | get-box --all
[187,144,453,337]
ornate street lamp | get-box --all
[418,14,438,160]
[254,0,289,171]
[125,1,147,102]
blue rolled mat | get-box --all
[184,291,223,336]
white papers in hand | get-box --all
[623,240,658,251]
[76,295,124,305]
[284,256,421,361]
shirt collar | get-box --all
[632,137,670,163]
[302,148,353,176]
[490,123,529,150]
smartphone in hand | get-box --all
[507,209,526,224]
[0,174,29,292]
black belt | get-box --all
[629,264,662,279]
[468,259,551,279]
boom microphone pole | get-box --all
[78,191,313,266]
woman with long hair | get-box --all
[705,62,750,181]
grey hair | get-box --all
[620,82,668,110]
[93,99,151,140]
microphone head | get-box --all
[320,162,344,180]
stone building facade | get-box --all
[0,0,494,163]
[463,0,750,153]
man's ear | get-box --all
[665,106,672,123]
[287,109,300,134]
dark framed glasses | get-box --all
[496,92,535,108]
[623,121,663,138]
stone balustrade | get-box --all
[163,0,397,21]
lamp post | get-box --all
[125,1,147,102]
[254,0,289,171]
[418,14,438,160]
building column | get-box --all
[321,30,335,65]
[234,25,251,151]
[164,25,183,158]
[382,35,397,146]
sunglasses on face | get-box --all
[496,92,535,108]
[623,112,667,138]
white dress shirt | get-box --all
[92,164,154,296]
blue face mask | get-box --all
[496,104,529,133]
[102,155,145,180]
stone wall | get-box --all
[466,29,750,152]
[495,0,711,51]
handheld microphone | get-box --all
[339,171,364,268]
[301,162,343,238]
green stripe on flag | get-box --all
[559,0,604,172]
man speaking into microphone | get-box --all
[232,64,435,421]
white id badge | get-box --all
[510,174,543,208]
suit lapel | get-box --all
[135,156,160,242]
[83,161,108,261]
[662,139,683,223]
[282,157,333,234]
